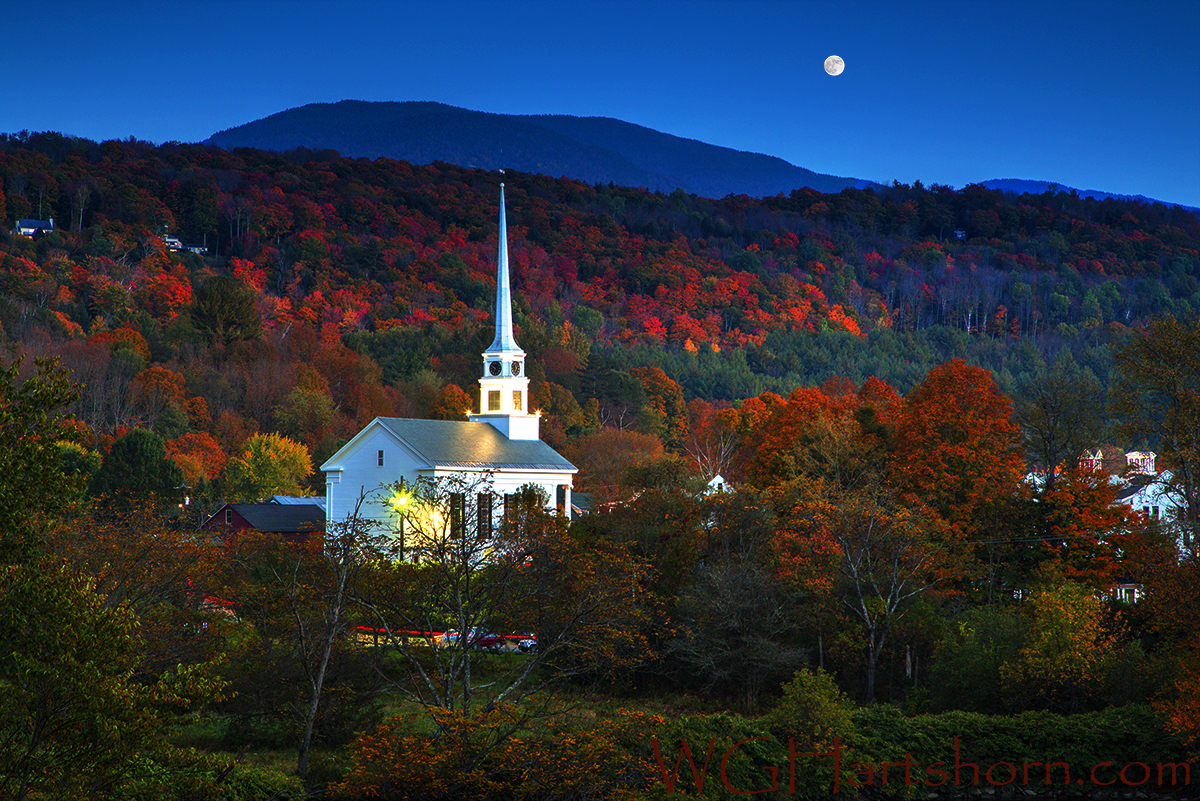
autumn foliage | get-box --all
[891,359,1024,539]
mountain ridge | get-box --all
[205,100,879,199]
[205,100,1195,210]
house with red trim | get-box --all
[199,502,325,547]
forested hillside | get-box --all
[4,130,1200,798]
[1,129,1198,493]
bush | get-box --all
[764,668,856,752]
[336,704,665,801]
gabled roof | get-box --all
[228,503,324,532]
[1114,472,1171,504]
[378,418,575,471]
[322,417,575,473]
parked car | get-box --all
[433,628,506,653]
[517,633,538,654]
[471,631,507,653]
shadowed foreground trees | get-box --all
[0,559,225,800]
[0,355,80,561]
[216,500,390,779]
[357,476,650,719]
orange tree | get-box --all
[336,704,664,801]
[786,480,949,703]
[891,359,1025,541]
[890,360,1026,603]
[1037,466,1142,591]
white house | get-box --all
[321,184,576,544]
[1078,448,1191,554]
[14,217,54,236]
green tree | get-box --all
[219,498,389,780]
[631,365,689,453]
[999,571,1116,713]
[1111,315,1200,552]
[670,559,807,709]
[1014,352,1107,492]
[0,355,79,562]
[190,274,262,344]
[89,428,185,500]
[272,386,337,450]
[929,606,1026,713]
[765,668,856,753]
[0,558,224,800]
[223,433,313,501]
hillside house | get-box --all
[1079,447,1189,553]
[14,217,54,236]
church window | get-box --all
[488,390,501,411]
[450,493,466,539]
[513,391,523,411]
[377,449,384,466]
[477,493,492,540]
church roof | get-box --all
[373,418,575,472]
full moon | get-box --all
[824,55,844,76]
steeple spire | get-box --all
[488,183,522,354]
[469,182,538,440]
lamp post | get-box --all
[390,480,411,562]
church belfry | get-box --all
[469,183,540,440]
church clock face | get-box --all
[489,361,502,376]
[511,362,521,376]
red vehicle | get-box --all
[434,628,506,653]
[471,631,507,653]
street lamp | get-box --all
[390,484,412,561]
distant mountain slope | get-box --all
[981,178,1198,211]
[205,100,878,199]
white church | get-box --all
[320,184,577,541]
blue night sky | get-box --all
[4,0,1197,206]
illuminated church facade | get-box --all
[320,184,576,534]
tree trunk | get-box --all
[297,545,350,778]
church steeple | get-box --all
[487,183,522,355]
[469,183,539,440]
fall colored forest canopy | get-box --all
[0,130,1198,487]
